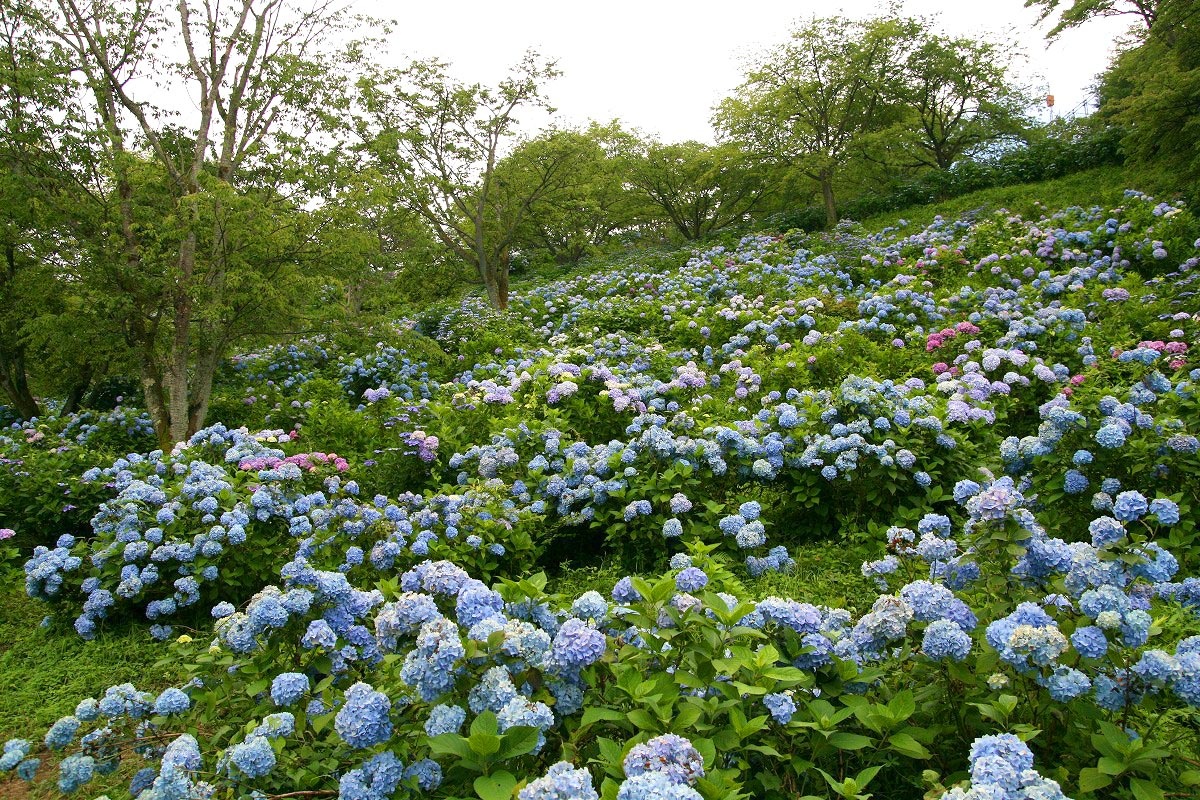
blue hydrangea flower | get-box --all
[226,735,275,779]
[616,772,702,800]
[270,673,310,707]
[339,750,405,800]
[669,494,692,515]
[1149,498,1180,525]
[497,696,554,753]
[1064,469,1089,494]
[571,591,608,621]
[44,716,81,750]
[335,683,392,749]
[1132,650,1181,689]
[424,704,467,737]
[0,739,31,771]
[1071,626,1108,659]
[921,619,972,661]
[1112,491,1148,522]
[675,568,707,593]
[519,761,598,800]
[763,692,796,724]
[153,688,191,716]
[404,758,443,791]
[550,618,606,669]
[1047,667,1091,701]
[57,754,95,793]
[612,577,641,604]
[623,734,704,786]
[1095,424,1126,449]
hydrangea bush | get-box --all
[4,189,1200,798]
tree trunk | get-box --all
[168,229,198,446]
[60,366,93,415]
[1,242,40,419]
[0,356,40,420]
[820,171,838,228]
[497,263,509,310]
[484,267,508,310]
[187,342,222,437]
[139,362,172,451]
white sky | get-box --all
[350,0,1136,143]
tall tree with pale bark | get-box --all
[11,0,363,446]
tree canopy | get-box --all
[355,52,561,311]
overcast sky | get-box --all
[349,0,1135,143]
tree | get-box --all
[889,33,1030,171]
[497,122,646,267]
[1096,0,1200,196]
[16,0,363,446]
[357,53,561,310]
[714,15,910,227]
[621,139,770,240]
[1025,0,1160,37]
[0,1,124,419]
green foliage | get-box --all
[1025,0,1160,38]
[0,588,169,744]
[355,51,561,311]
[1097,0,1200,202]
[620,140,770,241]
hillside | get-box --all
[2,172,1200,800]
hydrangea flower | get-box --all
[763,692,796,724]
[922,619,972,661]
[623,734,704,786]
[550,618,606,669]
[270,673,310,707]
[519,761,599,800]
[153,688,191,716]
[335,683,392,748]
[675,567,707,593]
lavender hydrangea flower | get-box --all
[675,567,707,593]
[550,618,606,669]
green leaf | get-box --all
[1179,770,1200,787]
[471,710,499,738]
[827,732,873,750]
[498,726,541,759]
[1129,778,1166,800]
[673,704,703,730]
[1077,768,1112,793]
[469,732,502,756]
[1097,756,1126,776]
[855,765,883,787]
[692,736,716,768]
[428,733,475,761]
[581,707,627,726]
[627,709,658,731]
[474,771,517,800]
[888,732,931,759]
[887,690,915,721]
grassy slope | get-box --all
[858,165,1129,231]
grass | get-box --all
[548,541,877,613]
[0,582,180,798]
[860,165,1131,231]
